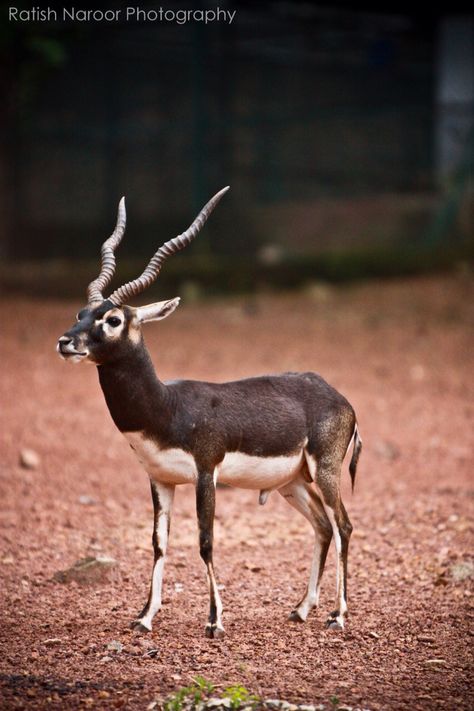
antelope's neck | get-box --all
[97,347,172,434]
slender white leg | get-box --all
[305,451,352,630]
[132,481,175,632]
[279,474,332,622]
[322,504,347,629]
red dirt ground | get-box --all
[1,275,473,710]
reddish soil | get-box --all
[1,275,473,710]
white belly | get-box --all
[217,450,304,489]
[124,431,304,489]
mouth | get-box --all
[57,344,88,361]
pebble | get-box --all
[78,495,98,506]
[106,640,123,653]
[206,698,232,708]
[53,556,118,586]
[19,448,40,470]
[43,638,62,647]
[450,561,474,581]
[144,648,159,658]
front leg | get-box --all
[131,480,175,632]
[196,469,225,639]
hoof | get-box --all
[130,619,151,633]
[205,623,225,639]
[288,610,305,623]
[325,611,344,631]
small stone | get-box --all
[78,495,98,506]
[298,706,316,711]
[424,659,447,666]
[450,561,474,582]
[206,698,231,709]
[100,655,113,663]
[19,448,40,470]
[144,648,159,658]
[417,635,435,643]
[106,640,123,653]
[53,556,118,586]
[368,631,380,639]
[244,562,262,572]
[98,691,110,699]
[43,638,62,647]
[147,703,158,711]
[264,701,283,708]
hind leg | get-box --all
[279,474,332,622]
[305,453,353,630]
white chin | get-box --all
[60,353,89,363]
[69,355,88,363]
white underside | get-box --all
[124,431,306,489]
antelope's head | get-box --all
[57,187,229,365]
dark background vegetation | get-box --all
[0,1,472,297]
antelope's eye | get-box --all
[106,316,122,328]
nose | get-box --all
[57,335,73,353]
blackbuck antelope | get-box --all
[57,187,362,637]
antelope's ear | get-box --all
[134,298,180,324]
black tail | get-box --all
[349,424,362,492]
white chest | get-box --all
[123,431,305,490]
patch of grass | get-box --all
[161,679,261,711]
[223,684,260,709]
[163,676,215,711]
